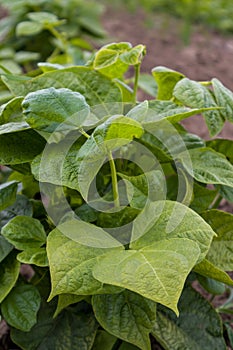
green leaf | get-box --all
[138,73,158,97]
[0,181,18,211]
[0,195,33,230]
[93,238,200,314]
[207,138,233,164]
[17,248,48,267]
[152,66,185,100]
[0,252,20,303]
[212,78,233,122]
[0,129,45,164]
[54,294,85,318]
[11,301,98,350]
[2,67,124,115]
[2,216,47,250]
[92,290,156,350]
[152,286,226,350]
[0,236,13,262]
[27,12,61,25]
[16,21,43,36]
[197,276,226,295]
[179,147,233,187]
[173,78,224,136]
[0,96,24,124]
[131,200,215,262]
[202,210,233,270]
[22,87,90,133]
[119,343,140,350]
[1,284,41,331]
[0,121,30,135]
[190,183,217,213]
[93,115,143,149]
[194,259,233,286]
[47,224,123,300]
[92,330,117,350]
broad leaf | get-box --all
[194,259,233,286]
[138,73,158,97]
[0,253,20,303]
[17,248,48,267]
[16,21,43,36]
[173,78,224,136]
[190,183,217,213]
[2,216,47,250]
[197,276,226,295]
[11,301,98,350]
[47,224,123,300]
[131,200,215,262]
[93,238,200,314]
[92,290,157,350]
[0,181,18,211]
[54,294,84,317]
[207,139,233,164]
[179,147,233,187]
[2,67,124,115]
[0,129,45,164]
[1,284,41,331]
[152,286,226,350]
[152,66,185,100]
[0,121,30,135]
[202,210,233,270]
[22,87,90,133]
[212,78,233,122]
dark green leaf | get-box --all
[194,259,233,286]
[197,276,226,295]
[0,252,20,303]
[92,290,156,350]
[190,183,217,213]
[54,294,84,317]
[0,181,18,211]
[0,235,13,263]
[1,284,41,331]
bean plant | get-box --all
[0,42,233,349]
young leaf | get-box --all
[179,147,233,187]
[152,66,185,100]
[22,87,90,133]
[11,301,99,350]
[1,284,41,331]
[47,224,123,300]
[2,216,47,250]
[152,286,226,350]
[202,210,233,271]
[93,238,200,314]
[131,200,215,263]
[0,181,18,211]
[92,290,157,350]
[173,78,224,136]
[0,252,20,303]
[212,78,233,122]
[0,129,45,165]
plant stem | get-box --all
[46,24,67,52]
[80,128,90,139]
[108,151,120,208]
[133,63,140,103]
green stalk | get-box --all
[108,151,120,208]
[133,63,140,103]
[46,24,68,53]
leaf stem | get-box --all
[133,63,140,103]
[80,128,90,139]
[108,151,120,208]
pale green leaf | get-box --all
[22,87,90,133]
[17,248,48,267]
[202,210,233,271]
[47,224,123,300]
[0,253,20,303]
[152,66,185,100]
[194,259,233,286]
[173,78,224,136]
[131,200,215,262]
[2,216,47,250]
[0,129,45,165]
[92,290,156,350]
[0,121,30,135]
[212,78,233,122]
[27,12,60,24]
[152,286,226,350]
[16,21,43,36]
[93,238,200,314]
[1,284,41,331]
[0,181,18,211]
[138,73,158,97]
[179,147,233,187]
